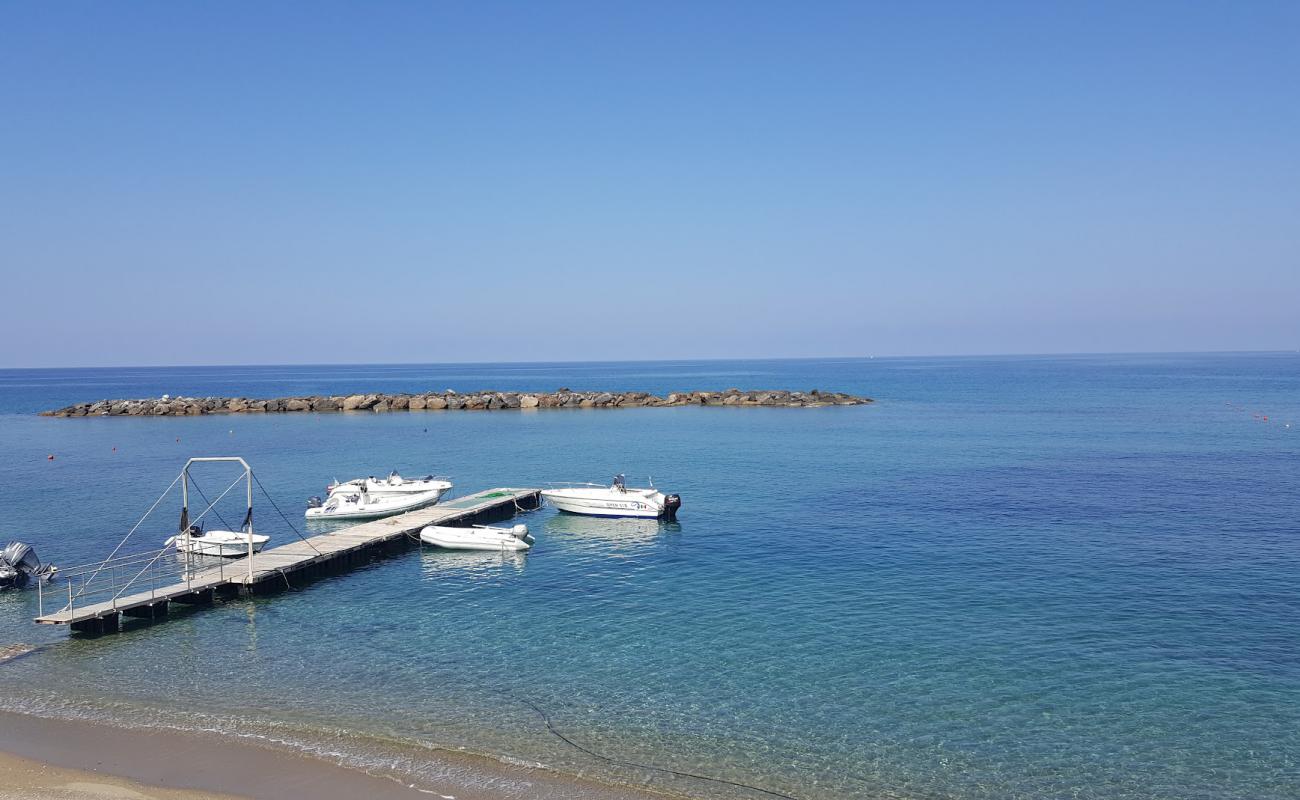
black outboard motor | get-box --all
[307,495,323,509]
[0,542,58,589]
[663,494,682,521]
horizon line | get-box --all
[2,349,1297,372]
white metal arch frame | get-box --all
[181,457,256,580]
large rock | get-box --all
[519,394,539,408]
[285,398,310,411]
[342,394,367,411]
[408,396,427,410]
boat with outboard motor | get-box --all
[166,523,270,558]
[420,524,534,551]
[327,471,453,501]
[0,542,57,589]
[306,484,444,521]
[541,475,681,519]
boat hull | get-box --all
[545,497,664,518]
[170,534,269,558]
[306,490,444,521]
[328,476,452,500]
[541,488,677,519]
[420,525,532,551]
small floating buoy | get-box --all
[112,446,117,452]
[176,437,181,443]
[47,454,54,461]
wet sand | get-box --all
[0,711,676,800]
[0,750,244,799]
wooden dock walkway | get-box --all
[35,487,541,633]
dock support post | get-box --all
[123,600,169,620]
[71,612,119,635]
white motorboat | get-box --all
[541,475,681,519]
[327,471,452,501]
[167,524,269,558]
[420,524,534,551]
[306,486,443,520]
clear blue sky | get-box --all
[2,2,1297,367]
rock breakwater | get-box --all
[43,389,871,417]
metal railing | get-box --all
[37,546,233,619]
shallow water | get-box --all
[1,355,1298,799]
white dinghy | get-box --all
[306,485,443,521]
[167,524,269,558]
[327,471,452,501]
[420,524,534,551]
[542,475,681,520]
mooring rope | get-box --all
[188,477,235,531]
[250,471,322,555]
[75,471,184,596]
[511,695,800,800]
[106,471,247,605]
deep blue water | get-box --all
[1,355,1297,799]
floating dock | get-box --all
[35,487,541,634]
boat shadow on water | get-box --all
[417,548,528,580]
[542,512,682,549]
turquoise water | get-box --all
[1,355,1298,799]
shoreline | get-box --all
[41,388,871,417]
[0,710,686,800]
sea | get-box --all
[0,354,1297,799]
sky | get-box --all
[1,1,1297,367]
